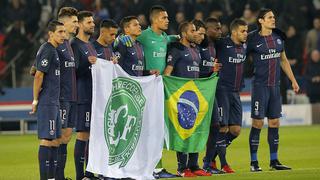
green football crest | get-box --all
[104,77,146,168]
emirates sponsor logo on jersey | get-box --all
[260,49,281,60]
[187,66,200,72]
[228,54,246,63]
[202,60,214,67]
[65,61,75,67]
[153,51,166,58]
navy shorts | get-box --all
[76,103,91,132]
[210,99,220,127]
[251,85,282,119]
[216,89,242,126]
[37,105,61,140]
[60,101,77,128]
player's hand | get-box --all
[111,56,118,64]
[30,65,36,76]
[114,34,133,48]
[30,100,38,114]
[88,56,97,64]
[213,59,222,72]
[150,69,160,76]
[292,81,300,93]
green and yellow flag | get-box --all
[163,75,218,153]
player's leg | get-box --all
[39,139,54,180]
[226,92,243,146]
[220,92,243,173]
[74,104,91,180]
[249,86,267,172]
[176,152,195,177]
[214,92,232,172]
[57,101,73,179]
[188,153,211,176]
[37,105,61,180]
[267,86,291,170]
[227,126,241,145]
[203,101,223,174]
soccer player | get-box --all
[247,8,299,171]
[136,5,178,178]
[136,5,179,75]
[93,19,118,60]
[207,19,248,174]
[56,7,78,180]
[71,11,97,180]
[199,17,226,174]
[115,16,159,76]
[163,21,211,178]
[113,5,178,178]
[30,20,65,180]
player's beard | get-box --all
[84,29,94,36]
[187,35,195,44]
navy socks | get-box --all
[249,127,261,162]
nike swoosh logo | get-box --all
[184,54,189,56]
[227,45,232,48]
[202,48,208,51]
[256,44,263,48]
[97,53,103,56]
[61,49,66,52]
[85,51,89,54]
[151,41,156,44]
[131,52,136,55]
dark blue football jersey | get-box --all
[247,30,284,86]
[57,40,77,102]
[114,41,144,76]
[199,42,216,78]
[92,41,114,60]
[167,43,201,78]
[71,37,97,104]
[35,42,60,105]
[216,37,247,91]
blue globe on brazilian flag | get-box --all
[163,75,218,153]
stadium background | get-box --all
[0,0,319,179]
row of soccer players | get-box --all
[31,5,180,180]
[30,5,299,180]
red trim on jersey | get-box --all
[265,35,277,86]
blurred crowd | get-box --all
[0,0,320,102]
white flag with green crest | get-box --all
[87,59,164,180]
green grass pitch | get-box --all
[1,125,320,180]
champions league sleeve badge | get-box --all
[41,59,49,67]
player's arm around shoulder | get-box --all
[136,29,147,44]
[164,43,181,76]
[166,34,180,44]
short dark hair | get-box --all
[78,11,93,22]
[47,20,64,32]
[192,19,205,31]
[58,7,78,19]
[230,18,247,31]
[205,17,220,25]
[149,5,166,24]
[256,8,273,29]
[178,21,192,37]
[120,16,138,31]
[100,19,118,29]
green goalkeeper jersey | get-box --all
[137,27,177,74]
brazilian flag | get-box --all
[163,75,218,153]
